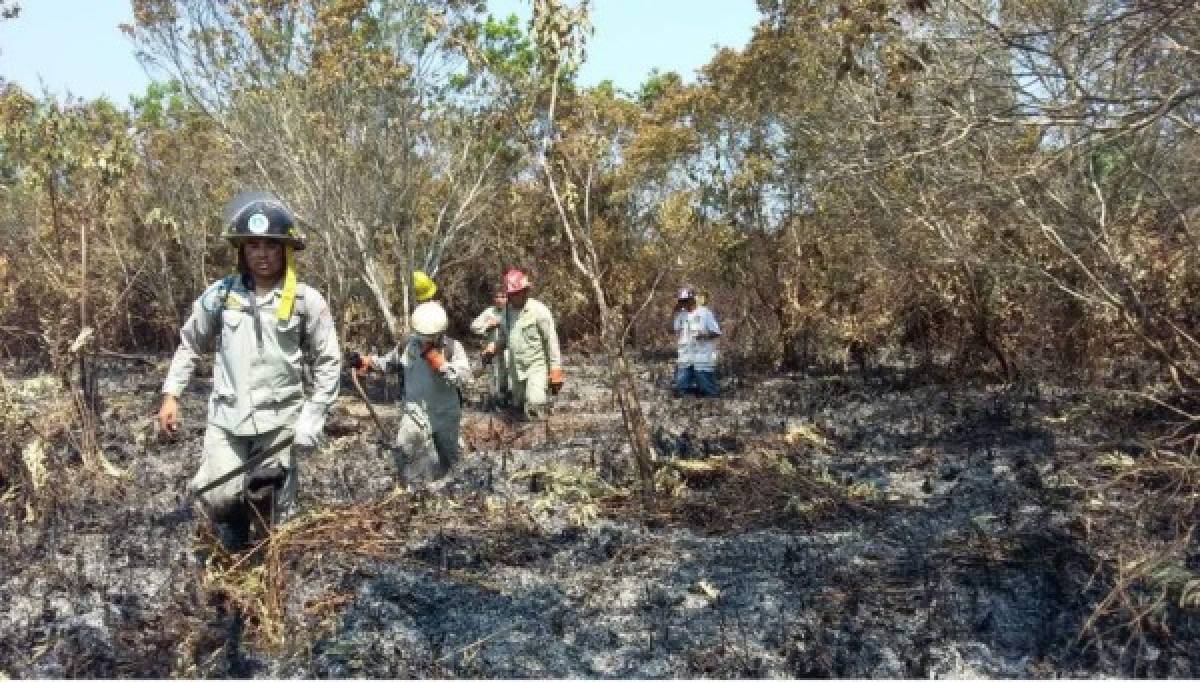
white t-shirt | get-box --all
[673,305,721,370]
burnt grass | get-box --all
[0,355,1195,678]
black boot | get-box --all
[216,507,251,553]
[245,463,287,540]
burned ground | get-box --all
[0,358,1194,678]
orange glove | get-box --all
[422,345,446,372]
[548,367,565,394]
[347,351,370,374]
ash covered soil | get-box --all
[0,356,1188,678]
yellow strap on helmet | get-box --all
[277,245,298,321]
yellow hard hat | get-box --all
[413,270,437,302]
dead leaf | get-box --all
[784,422,828,448]
[692,580,721,601]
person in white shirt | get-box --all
[671,287,721,397]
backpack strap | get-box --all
[210,274,237,350]
[294,283,309,356]
[209,276,310,352]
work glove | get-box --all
[294,401,328,448]
[422,345,446,373]
[481,342,497,365]
[548,367,565,395]
[346,351,369,373]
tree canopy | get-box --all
[0,0,1194,386]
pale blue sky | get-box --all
[0,1,759,106]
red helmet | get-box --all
[503,269,531,294]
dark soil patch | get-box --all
[0,358,1187,677]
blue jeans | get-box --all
[674,365,719,397]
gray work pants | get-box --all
[394,403,461,483]
[190,424,296,521]
[511,363,550,419]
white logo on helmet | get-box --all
[248,213,270,234]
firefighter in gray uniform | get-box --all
[348,301,469,484]
[471,287,511,409]
[157,192,342,549]
[495,268,563,419]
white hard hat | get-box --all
[411,301,449,337]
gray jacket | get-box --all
[371,336,469,417]
[500,298,562,380]
[162,277,342,436]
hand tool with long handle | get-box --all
[350,369,407,486]
[192,433,294,498]
[350,369,393,443]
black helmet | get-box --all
[221,191,306,250]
